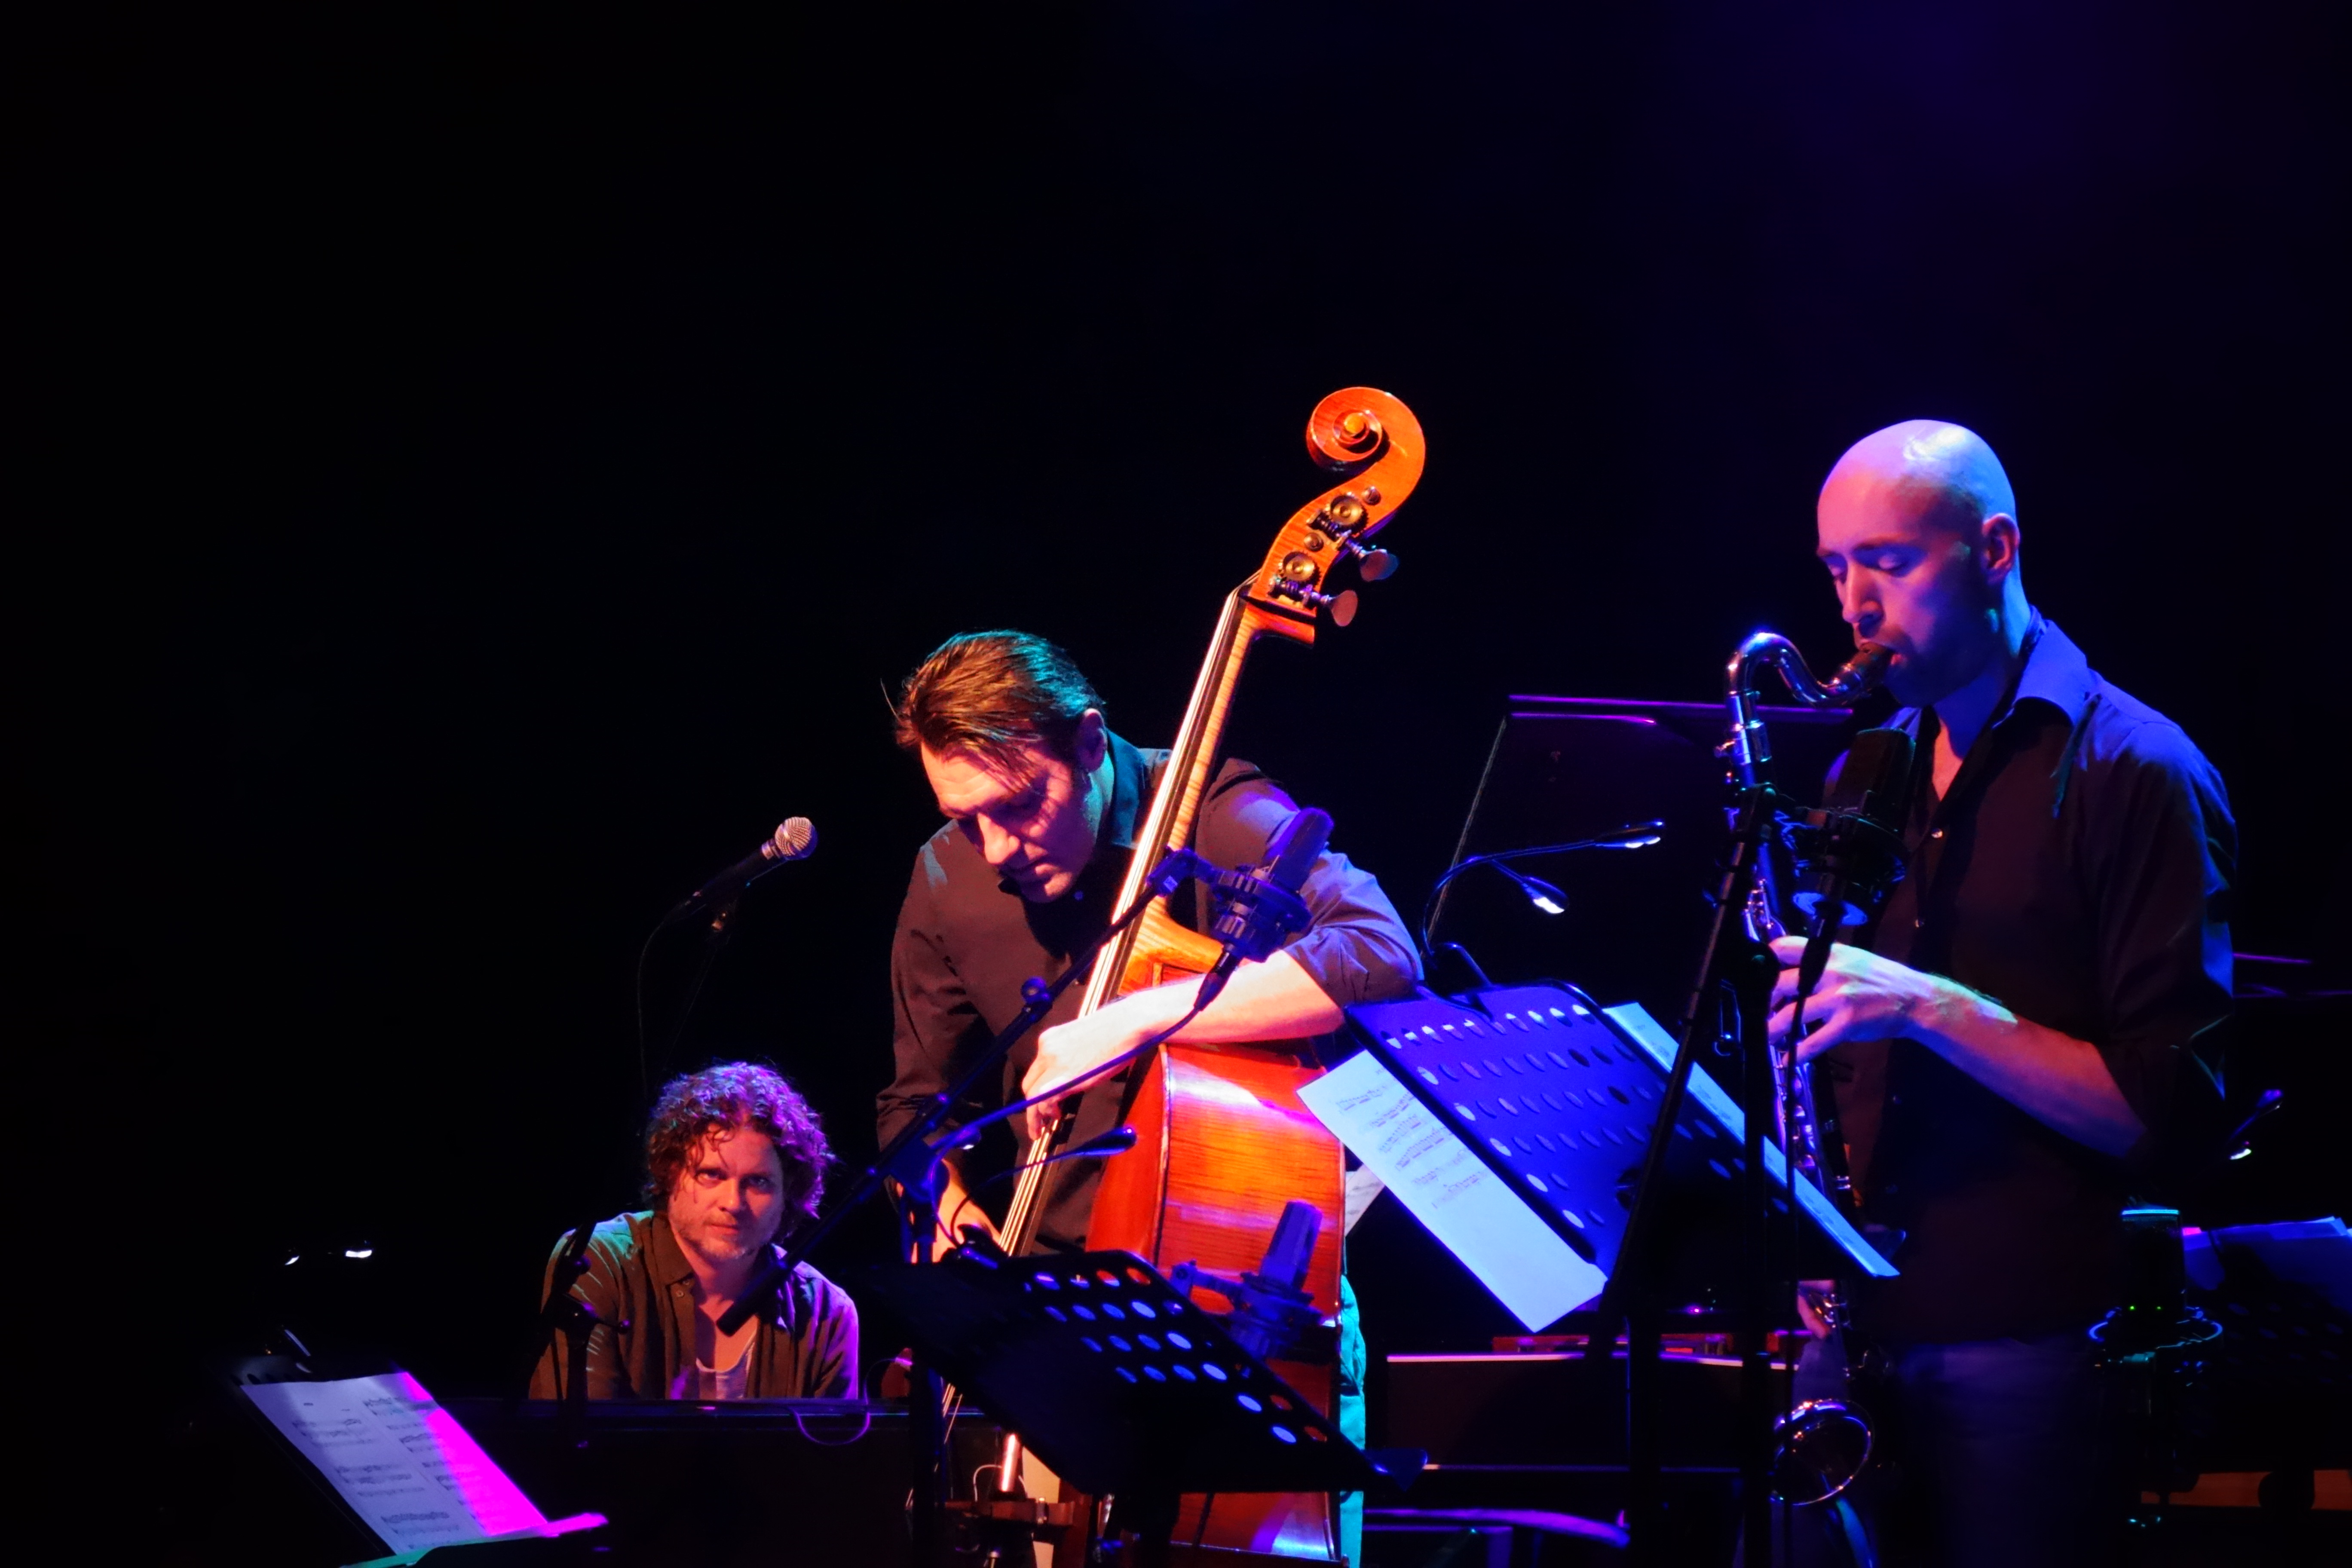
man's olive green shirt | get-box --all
[529,1210,859,1400]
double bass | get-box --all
[992,388,1426,1559]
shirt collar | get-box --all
[1102,730,1151,851]
[2007,615,2097,726]
[646,1211,697,1287]
[1889,611,2097,738]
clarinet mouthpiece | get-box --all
[1826,643,1893,698]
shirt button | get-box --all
[1884,1183,1900,1195]
[1929,828,1945,840]
[1913,917,1925,928]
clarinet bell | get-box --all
[1770,1397,1874,1507]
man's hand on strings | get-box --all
[1021,1004,1155,1140]
[1766,936,1951,1063]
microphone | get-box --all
[1198,806,1332,1006]
[1266,805,1332,887]
[675,818,818,913]
[1793,728,1913,1000]
[1065,1124,1140,1159]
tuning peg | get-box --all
[1342,540,1397,582]
[1267,551,1360,625]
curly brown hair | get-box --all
[894,630,1104,772]
[643,1062,831,1235]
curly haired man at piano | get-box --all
[530,1062,859,1400]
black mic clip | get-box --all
[1787,806,1909,931]
[1207,861,1314,966]
[1134,845,1314,959]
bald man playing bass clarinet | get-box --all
[1773,421,2235,1567]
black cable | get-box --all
[1427,941,1496,992]
[634,915,668,1106]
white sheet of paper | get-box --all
[1302,1048,1605,1330]
[242,1371,549,1553]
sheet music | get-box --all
[241,1371,549,1553]
[1302,1048,1605,1330]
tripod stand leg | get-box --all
[1626,1309,1663,1562]
[564,1312,592,1449]
[910,1357,942,1567]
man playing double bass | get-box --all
[876,629,1421,1558]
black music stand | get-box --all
[860,1247,1419,1540]
[1334,983,1894,1308]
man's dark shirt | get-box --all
[1827,616,2236,1342]
[879,731,1422,1249]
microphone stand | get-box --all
[1589,777,1784,1566]
[508,1214,618,1442]
[645,895,741,1099]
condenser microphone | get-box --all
[675,818,818,913]
[1198,806,1332,1006]
[1793,728,1912,1000]
[1263,805,1332,894]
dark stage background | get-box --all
[19,0,2345,1505]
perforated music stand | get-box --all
[859,1249,1414,1498]
[1339,982,1895,1302]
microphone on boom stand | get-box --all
[671,816,819,918]
[1791,729,1914,1002]
[639,815,820,1100]
[1194,806,1331,1008]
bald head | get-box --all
[1813,420,2031,707]
[1821,420,2016,538]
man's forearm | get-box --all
[1021,950,1347,1124]
[1106,949,1344,1045]
[1909,983,2147,1158]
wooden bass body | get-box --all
[1086,912,1347,1558]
